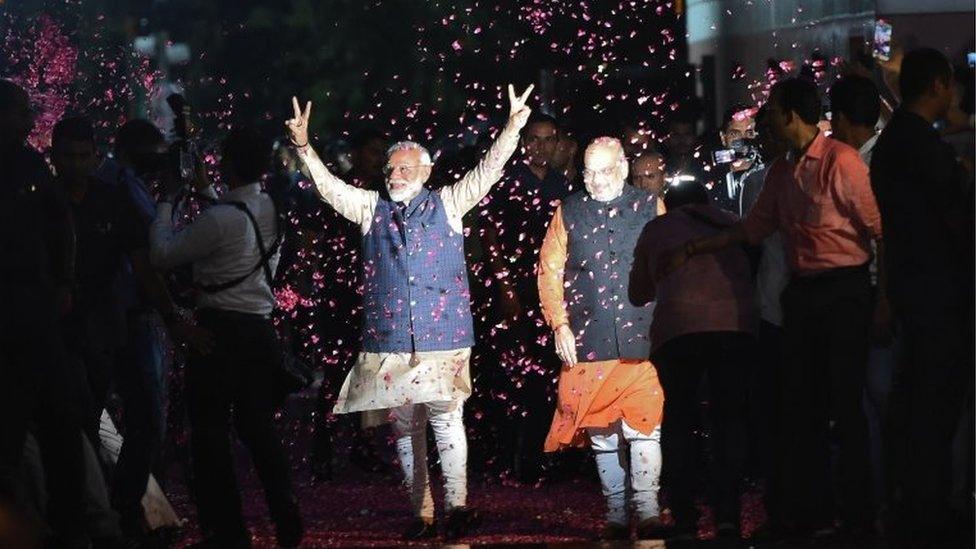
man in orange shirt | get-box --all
[659,78,883,537]
[538,137,665,540]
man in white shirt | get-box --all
[150,129,302,549]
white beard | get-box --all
[387,179,423,203]
[586,179,625,202]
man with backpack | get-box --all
[149,128,303,549]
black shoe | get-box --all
[834,520,876,542]
[716,520,740,539]
[274,503,304,548]
[188,535,251,549]
[350,443,391,475]
[91,536,137,549]
[276,518,304,548]
[145,526,183,548]
[810,522,840,540]
[444,507,481,540]
[635,516,668,540]
[746,522,776,542]
[117,509,146,540]
[311,459,333,483]
[666,520,698,542]
[596,522,630,541]
[403,518,437,540]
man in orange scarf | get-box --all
[538,137,665,540]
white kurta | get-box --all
[334,348,472,415]
[296,122,521,415]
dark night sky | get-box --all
[2,0,693,150]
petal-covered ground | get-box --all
[163,417,767,548]
[166,471,886,548]
[170,474,608,547]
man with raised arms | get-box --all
[285,85,533,540]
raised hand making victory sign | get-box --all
[285,96,312,148]
[508,83,534,129]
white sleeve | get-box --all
[295,145,378,232]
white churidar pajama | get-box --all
[587,419,662,525]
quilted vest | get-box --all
[360,188,475,352]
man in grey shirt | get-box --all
[151,129,302,549]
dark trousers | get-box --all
[503,310,558,483]
[885,305,970,536]
[112,312,167,523]
[652,331,753,527]
[188,309,300,546]
[750,320,782,490]
[0,286,86,547]
[63,308,167,527]
[61,320,117,446]
[776,266,872,526]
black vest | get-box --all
[562,185,657,361]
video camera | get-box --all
[124,93,200,183]
[166,93,199,186]
[712,137,758,166]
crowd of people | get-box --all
[0,42,972,549]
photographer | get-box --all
[149,128,302,549]
[709,103,761,214]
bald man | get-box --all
[538,137,666,540]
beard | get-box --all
[387,177,423,203]
[586,178,625,202]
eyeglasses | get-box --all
[582,166,617,179]
[383,164,429,177]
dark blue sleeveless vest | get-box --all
[360,188,475,352]
[561,185,657,361]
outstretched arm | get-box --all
[657,173,780,280]
[441,84,534,218]
[656,223,749,281]
[285,97,377,230]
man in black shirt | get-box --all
[53,117,149,441]
[480,112,572,482]
[0,80,87,547]
[487,113,573,317]
[54,116,205,538]
[870,48,974,542]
